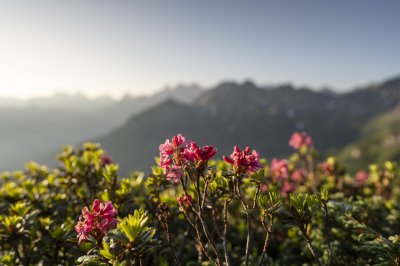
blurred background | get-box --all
[1,0,400,175]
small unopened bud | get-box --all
[158,202,169,213]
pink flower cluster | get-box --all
[159,134,217,182]
[182,142,217,166]
[282,169,305,193]
[280,181,295,194]
[223,146,263,175]
[355,170,369,185]
[289,131,313,150]
[291,169,305,182]
[74,199,118,244]
[177,194,193,207]
[270,159,306,194]
[270,159,289,180]
[321,161,334,175]
[159,134,186,182]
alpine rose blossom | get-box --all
[177,194,193,207]
[74,199,118,245]
[223,146,263,175]
[183,142,217,166]
[289,131,313,150]
[172,134,186,147]
[159,134,186,182]
[355,170,369,185]
[322,161,334,175]
[159,134,217,181]
[270,159,289,180]
[291,169,305,182]
[281,181,295,194]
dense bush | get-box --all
[0,132,400,265]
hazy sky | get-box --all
[0,0,399,99]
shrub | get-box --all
[0,133,399,265]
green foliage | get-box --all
[94,210,160,265]
[259,190,281,212]
[0,142,400,265]
[359,235,400,266]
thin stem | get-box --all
[252,185,261,209]
[196,238,203,262]
[234,179,251,266]
[235,179,248,210]
[179,177,189,196]
[197,209,223,266]
[300,225,322,266]
[181,171,223,265]
[223,200,231,266]
[258,232,270,266]
[179,177,218,262]
[181,207,214,263]
[305,238,321,266]
[245,213,251,266]
[258,214,273,266]
[194,175,223,266]
[159,216,181,266]
[201,181,209,210]
[211,205,223,239]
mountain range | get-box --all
[1,76,399,174]
[97,76,400,175]
[0,84,203,171]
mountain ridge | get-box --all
[97,75,400,175]
[0,85,203,171]
[1,75,400,173]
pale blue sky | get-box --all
[0,0,399,98]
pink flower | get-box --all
[74,207,95,244]
[177,194,193,207]
[281,181,295,194]
[183,142,217,166]
[289,131,313,150]
[159,134,186,182]
[223,146,263,175]
[165,164,184,182]
[291,169,305,182]
[260,183,269,193]
[355,170,368,185]
[74,199,118,245]
[321,161,333,175]
[159,134,217,181]
[100,154,113,167]
[270,159,289,180]
[172,134,186,147]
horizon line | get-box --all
[0,73,399,101]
